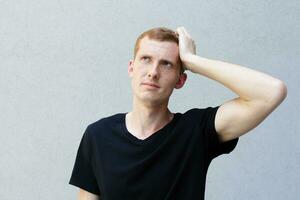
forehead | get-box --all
[137,37,179,61]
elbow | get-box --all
[275,80,288,100]
[269,80,288,105]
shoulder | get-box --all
[182,106,219,118]
[86,113,125,136]
[174,106,220,128]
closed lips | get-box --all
[142,82,160,88]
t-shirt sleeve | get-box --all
[69,126,101,195]
[203,105,239,160]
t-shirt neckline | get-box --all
[121,112,179,145]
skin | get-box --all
[126,36,187,139]
[127,26,287,142]
[78,26,287,199]
[175,26,287,142]
[78,189,99,200]
[78,30,188,200]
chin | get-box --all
[143,94,171,105]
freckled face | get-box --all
[128,37,186,105]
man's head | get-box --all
[128,27,187,106]
[133,27,185,75]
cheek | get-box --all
[166,73,180,85]
[131,72,143,88]
[133,64,147,75]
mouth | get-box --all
[141,82,160,88]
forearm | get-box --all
[184,54,287,103]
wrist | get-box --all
[181,54,199,72]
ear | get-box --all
[174,73,187,89]
[128,59,134,78]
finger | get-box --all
[176,27,185,35]
[182,27,192,38]
[177,26,186,34]
[178,27,192,40]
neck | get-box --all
[126,96,174,139]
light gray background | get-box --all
[0,0,298,199]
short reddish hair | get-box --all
[133,27,185,74]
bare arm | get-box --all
[78,189,100,200]
[184,55,287,142]
[175,26,287,142]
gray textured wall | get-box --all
[0,0,298,199]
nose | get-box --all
[147,62,159,79]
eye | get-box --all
[162,61,173,69]
[141,56,150,62]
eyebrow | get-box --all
[139,54,176,66]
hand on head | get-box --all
[175,26,197,71]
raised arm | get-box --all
[175,26,287,142]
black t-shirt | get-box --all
[69,106,239,200]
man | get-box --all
[69,26,287,200]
